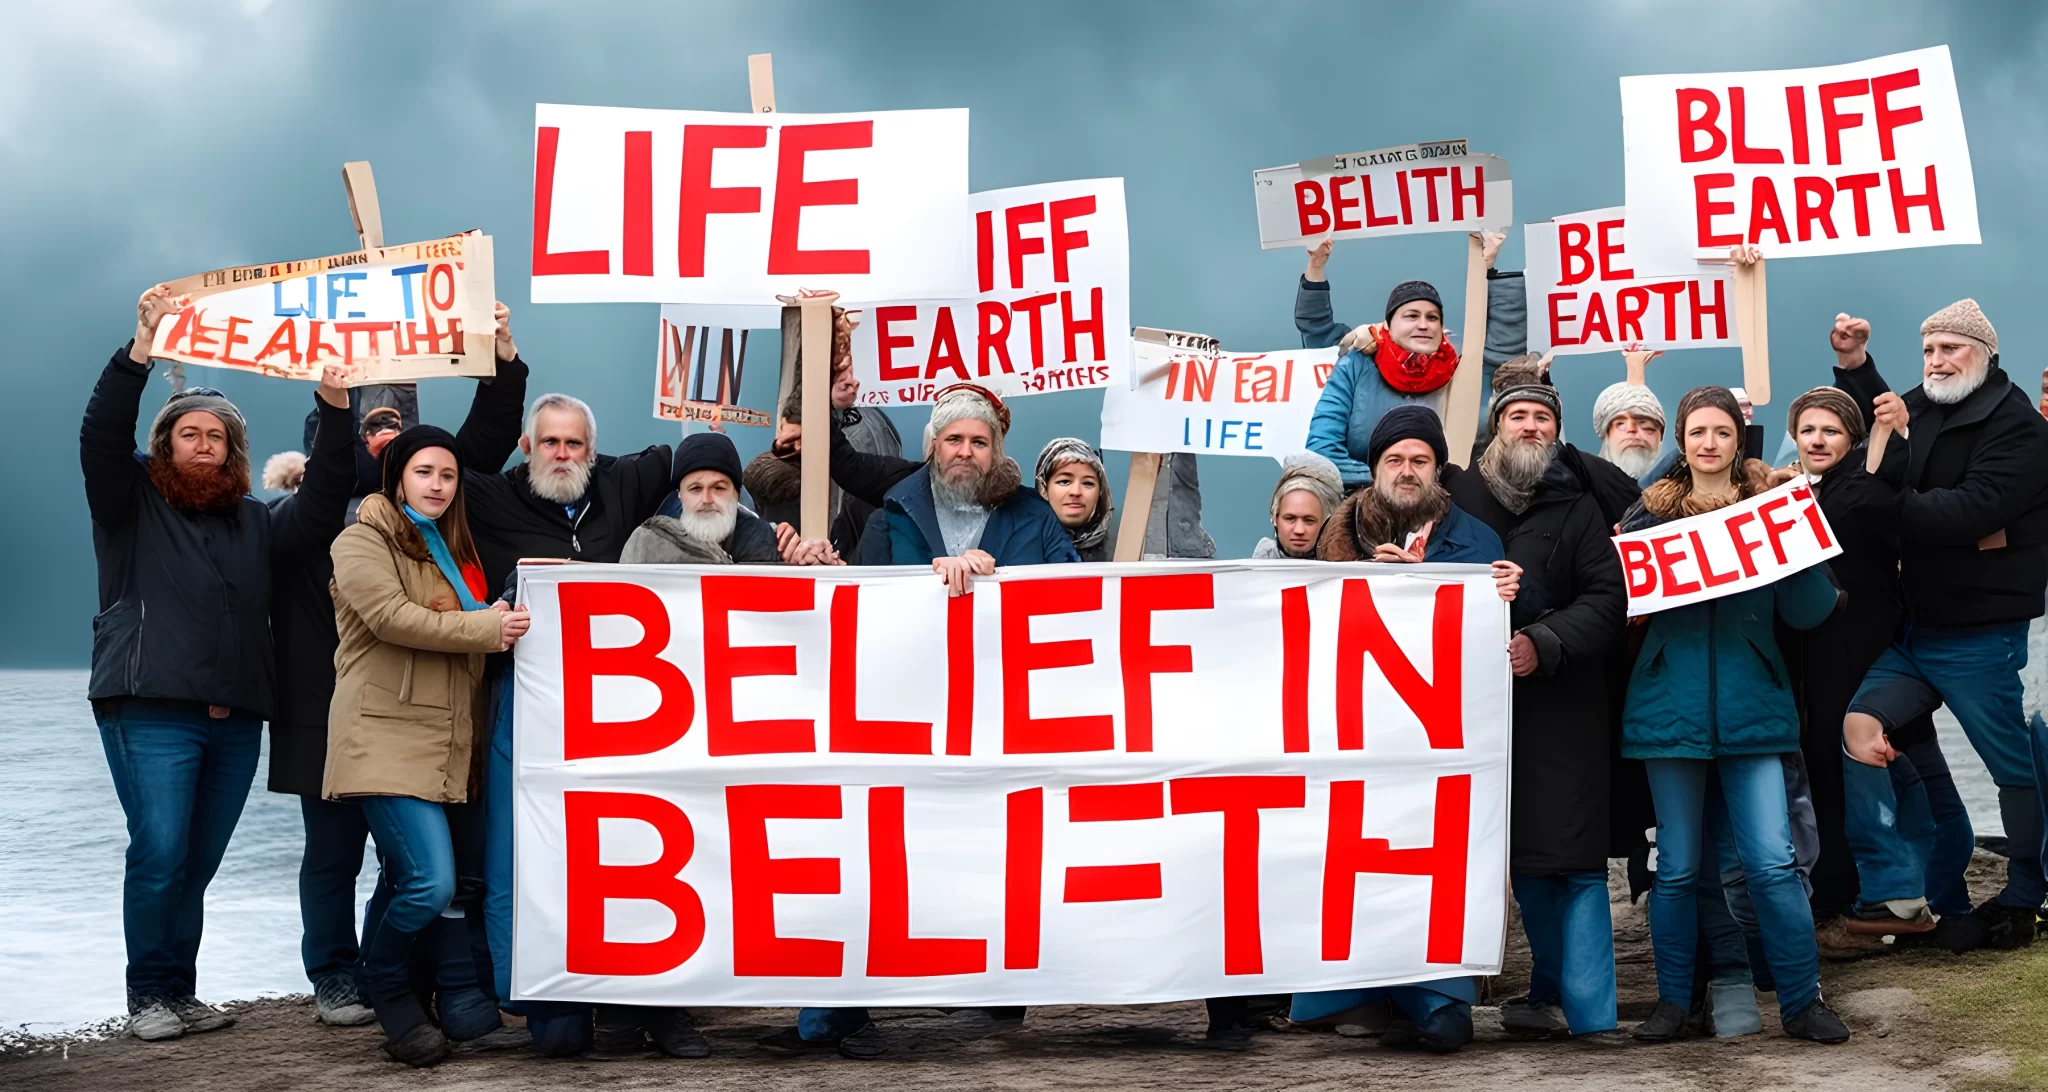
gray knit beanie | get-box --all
[149,386,250,477]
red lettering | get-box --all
[1871,68,1923,160]
[1795,487,1835,549]
[560,582,694,760]
[946,592,975,756]
[1888,165,1944,233]
[1294,179,1330,235]
[1412,166,1447,221]
[1651,533,1700,596]
[1004,787,1042,969]
[677,125,767,278]
[1726,510,1765,577]
[1596,219,1633,279]
[767,121,871,275]
[1615,288,1649,344]
[976,209,995,293]
[1361,173,1399,228]
[1394,169,1413,222]
[1172,776,1306,975]
[1327,175,1361,230]
[829,586,930,754]
[1691,529,1740,587]
[866,787,986,976]
[1450,166,1484,220]
[1757,495,1798,564]
[1063,782,1165,903]
[565,791,704,975]
[1336,580,1462,751]
[874,304,919,382]
[1005,202,1047,289]
[1048,195,1094,282]
[925,307,969,382]
[1061,288,1104,364]
[1677,88,1727,162]
[253,320,300,365]
[216,316,255,366]
[1795,177,1839,241]
[1619,539,1658,597]
[1281,586,1310,753]
[727,784,842,976]
[1011,292,1056,370]
[304,320,341,364]
[702,575,815,756]
[1118,574,1210,752]
[1689,278,1728,340]
[1728,87,1784,163]
[1694,173,1742,247]
[1322,775,1470,964]
[1786,84,1811,164]
[1748,175,1791,245]
[1001,577,1113,754]
[1648,281,1685,340]
[1547,292,1580,347]
[1558,222,1595,286]
[623,130,652,276]
[532,126,610,276]
[1836,173,1882,236]
[977,301,1015,375]
[1580,291,1613,345]
[1819,78,1868,166]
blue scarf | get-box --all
[403,503,485,611]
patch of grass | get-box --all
[1903,943,2048,1090]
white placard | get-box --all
[1253,140,1512,250]
[1099,332,1339,459]
[1524,208,1737,356]
[1613,477,1842,616]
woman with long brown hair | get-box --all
[324,425,531,1066]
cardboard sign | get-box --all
[151,234,496,385]
[652,312,772,426]
[1612,477,1842,617]
[1099,330,1339,458]
[510,561,1510,1006]
[530,103,972,305]
[1524,208,1737,356]
[1253,140,1513,250]
[1620,46,1979,270]
[846,179,1131,407]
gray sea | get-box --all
[0,647,2028,1033]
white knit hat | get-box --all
[1270,451,1343,523]
[922,383,1010,461]
[1592,381,1666,439]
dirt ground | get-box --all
[3,855,2033,1092]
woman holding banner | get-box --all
[324,425,533,1067]
[1616,386,1850,1045]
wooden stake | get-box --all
[798,292,839,539]
[1443,234,1490,465]
[1113,452,1163,562]
[1733,256,1770,406]
[749,54,776,113]
[342,162,384,249]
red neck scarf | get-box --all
[1371,327,1461,394]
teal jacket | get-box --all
[1617,498,1842,761]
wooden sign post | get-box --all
[1732,254,1771,405]
[1442,233,1491,464]
[798,291,839,539]
[1112,453,1163,561]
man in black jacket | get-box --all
[266,304,528,1028]
[1445,378,1631,1041]
[1834,302,2048,947]
[84,285,355,1042]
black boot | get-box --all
[1973,899,2041,950]
[647,1008,711,1058]
[1632,1000,1689,1043]
[373,995,450,1067]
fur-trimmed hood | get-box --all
[1632,458,1775,526]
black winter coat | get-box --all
[265,361,529,795]
[1447,445,1630,874]
[467,445,680,595]
[82,346,354,720]
[1836,355,2048,628]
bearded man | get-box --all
[1445,380,1633,1041]
[1592,381,1667,482]
[622,434,785,564]
[1834,302,2048,947]
[84,285,356,1042]
[1317,405,1504,564]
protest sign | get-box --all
[1619,45,1979,270]
[846,179,1130,407]
[151,234,496,385]
[1612,476,1842,617]
[652,310,772,426]
[530,103,972,305]
[1524,208,1737,357]
[510,561,1510,1007]
[1099,330,1338,459]
[1253,140,1512,250]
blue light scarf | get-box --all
[403,503,485,611]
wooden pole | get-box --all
[748,53,776,113]
[1733,256,1770,405]
[1113,453,1163,562]
[798,292,839,539]
[342,161,385,248]
[1443,234,1490,464]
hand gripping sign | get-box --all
[1619,45,1979,272]
[510,561,1510,1007]
[1612,477,1842,617]
[1252,139,1512,249]
[1099,328,1339,459]
[151,234,496,385]
[1524,209,1737,357]
[529,103,973,306]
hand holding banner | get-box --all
[1612,477,1841,617]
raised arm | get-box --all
[1828,315,1887,426]
[330,524,505,653]
[1295,237,1350,349]
[82,288,183,530]
[270,365,358,558]
[453,302,529,473]
[828,415,921,508]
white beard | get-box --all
[675,495,739,546]
[527,457,594,504]
[1601,439,1660,480]
[1923,364,1989,405]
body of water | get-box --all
[0,638,2030,1032]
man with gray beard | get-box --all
[621,433,786,564]
[1592,381,1668,483]
[1443,380,1632,1041]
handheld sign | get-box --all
[152,234,496,386]
[1612,476,1841,617]
[1525,208,1736,356]
[530,103,972,305]
[1099,328,1338,459]
[652,315,772,426]
[1252,140,1512,249]
[1619,45,1979,272]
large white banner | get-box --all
[530,104,973,305]
[1099,330,1339,459]
[1253,139,1512,250]
[846,179,1130,407]
[1524,209,1736,357]
[1620,46,1979,271]
[511,562,1510,1006]
[1613,477,1841,616]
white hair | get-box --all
[525,393,597,451]
[1923,342,1993,406]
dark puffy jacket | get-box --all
[1835,355,2048,628]
[881,466,1083,567]
[466,445,679,595]
[82,346,353,719]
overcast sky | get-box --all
[7,0,2043,665]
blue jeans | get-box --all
[800,1007,871,1041]
[95,699,261,1000]
[1852,622,2046,908]
[1841,736,1976,916]
[358,796,460,1006]
[299,795,370,987]
[1644,756,1820,1019]
[1290,977,1475,1026]
[1512,872,1616,1033]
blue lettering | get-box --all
[389,263,428,320]
[1182,417,1191,446]
[273,276,316,318]
[326,271,367,319]
[1244,421,1263,450]
[1220,421,1242,448]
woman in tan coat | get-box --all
[326,424,530,1067]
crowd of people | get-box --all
[80,238,2048,1065]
